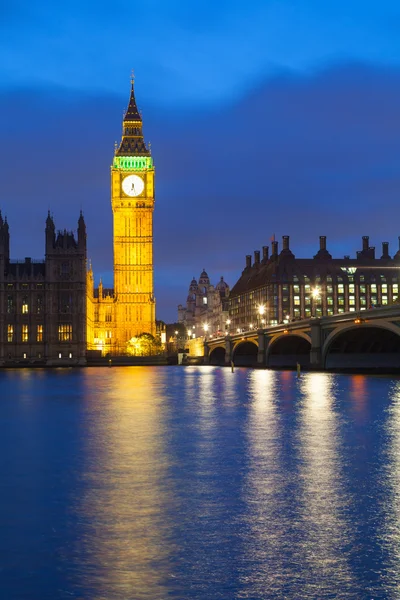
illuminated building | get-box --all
[87,76,156,354]
[0,212,87,365]
[178,270,230,337]
[229,235,400,330]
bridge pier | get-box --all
[203,342,210,365]
[225,338,232,366]
[310,319,322,367]
[257,331,266,366]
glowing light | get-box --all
[113,156,153,170]
[203,323,209,332]
[249,323,253,329]
[312,287,321,299]
[226,319,231,326]
[258,304,265,315]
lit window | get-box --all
[360,297,366,306]
[338,297,344,306]
[349,284,355,294]
[22,325,28,342]
[327,296,333,306]
[338,308,345,313]
[294,308,300,317]
[349,296,355,306]
[37,325,43,342]
[349,307,355,312]
[293,285,300,294]
[360,285,366,294]
[106,330,112,338]
[305,295,311,305]
[23,353,27,359]
[305,308,311,317]
[22,297,29,314]
[338,284,344,294]
[371,284,377,294]
[327,285,333,294]
[7,325,13,343]
[58,324,72,341]
[327,308,334,316]
[382,296,388,305]
[203,297,207,305]
[294,296,300,306]
[393,284,399,294]
[371,296,377,304]
[59,353,62,359]
[382,284,388,294]
[393,295,398,302]
[69,353,72,359]
[305,284,311,293]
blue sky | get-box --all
[1,0,400,320]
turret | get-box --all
[45,211,55,253]
[78,211,86,251]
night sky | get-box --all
[1,1,400,321]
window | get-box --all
[203,297,207,305]
[371,284,377,294]
[37,296,43,314]
[305,295,311,305]
[7,325,13,343]
[37,325,43,342]
[294,308,300,317]
[360,285,366,294]
[22,297,29,314]
[106,330,112,339]
[305,308,311,317]
[327,285,333,294]
[360,297,366,306]
[293,285,300,294]
[105,308,112,322]
[22,325,28,342]
[382,296,388,305]
[349,296,355,306]
[338,284,344,294]
[327,296,333,306]
[327,308,334,316]
[294,296,300,306]
[305,284,311,293]
[58,324,72,342]
[393,284,399,295]
[349,284,355,294]
[338,297,344,306]
[382,284,388,294]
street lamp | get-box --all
[258,304,266,328]
[203,323,209,338]
[311,286,321,317]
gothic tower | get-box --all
[111,76,156,346]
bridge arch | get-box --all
[209,345,226,366]
[323,321,400,370]
[266,332,311,367]
[232,340,258,366]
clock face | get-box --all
[122,174,144,197]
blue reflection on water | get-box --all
[0,367,399,599]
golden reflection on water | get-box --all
[75,367,174,599]
[241,369,283,595]
[298,373,355,594]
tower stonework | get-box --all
[112,78,156,343]
[87,77,156,355]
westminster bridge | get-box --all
[204,305,400,370]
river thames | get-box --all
[1,367,400,599]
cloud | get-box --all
[1,62,400,320]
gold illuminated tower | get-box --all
[111,77,156,344]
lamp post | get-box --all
[258,304,265,328]
[203,323,209,339]
[311,286,321,318]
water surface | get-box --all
[0,367,399,599]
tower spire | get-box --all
[115,73,150,157]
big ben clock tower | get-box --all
[111,76,156,345]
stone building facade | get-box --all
[0,212,87,365]
[178,270,230,338]
[229,235,400,331]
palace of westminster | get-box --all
[0,79,399,364]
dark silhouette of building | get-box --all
[229,235,400,331]
[0,212,87,365]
